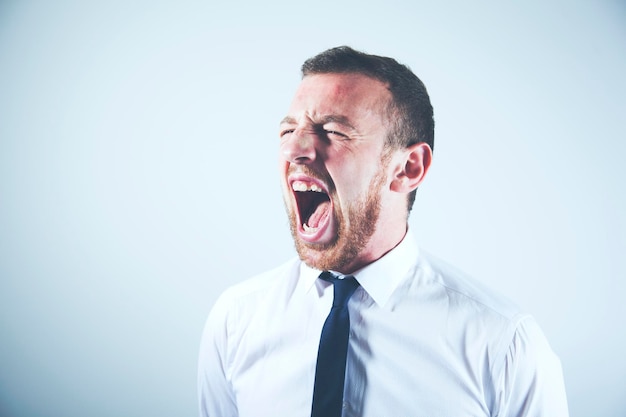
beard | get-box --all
[286,166,387,273]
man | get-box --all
[198,46,569,416]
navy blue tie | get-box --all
[311,272,360,417]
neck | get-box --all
[336,222,407,275]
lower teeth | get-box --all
[303,223,318,232]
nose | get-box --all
[280,128,316,164]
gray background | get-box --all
[1,1,624,416]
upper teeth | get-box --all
[292,181,323,192]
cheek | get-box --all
[342,160,379,186]
[332,170,372,206]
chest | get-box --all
[228,294,502,417]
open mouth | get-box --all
[291,179,332,237]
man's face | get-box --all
[279,73,396,273]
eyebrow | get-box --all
[280,116,296,125]
[279,114,355,131]
[318,115,355,130]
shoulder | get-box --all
[200,257,302,359]
[417,249,524,322]
[208,257,301,324]
[416,251,568,413]
[412,249,533,367]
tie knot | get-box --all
[320,271,360,308]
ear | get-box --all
[390,142,432,193]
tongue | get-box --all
[306,200,331,228]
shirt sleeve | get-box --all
[197,293,238,417]
[494,316,569,417]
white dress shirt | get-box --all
[198,233,569,416]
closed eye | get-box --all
[280,128,295,138]
[324,130,348,140]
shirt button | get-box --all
[342,401,348,409]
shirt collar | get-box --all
[299,231,420,307]
[353,231,418,307]
[301,262,323,293]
